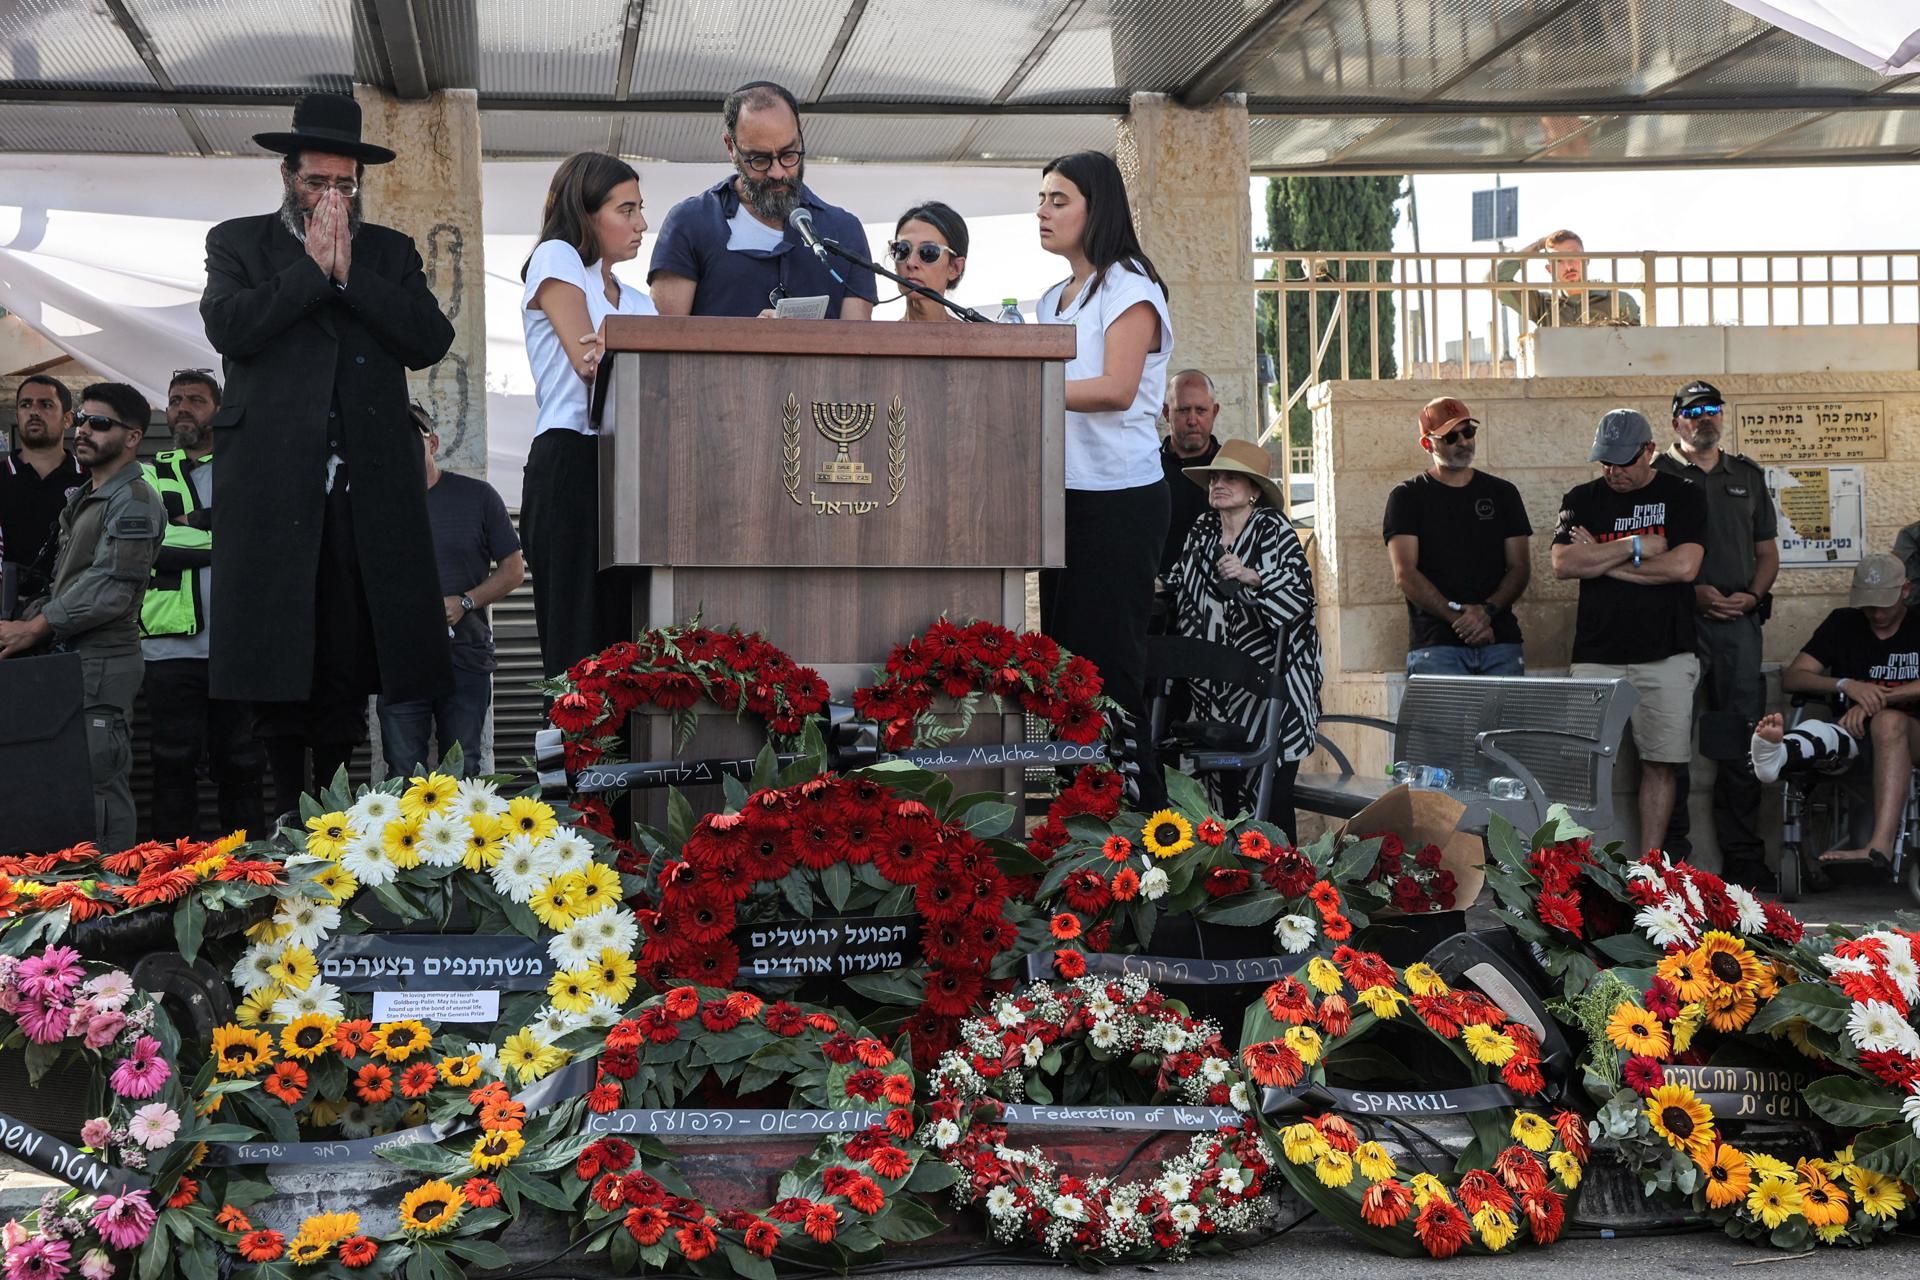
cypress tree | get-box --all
[1257,176,1404,453]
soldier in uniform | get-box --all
[1653,380,1779,888]
[0,383,164,851]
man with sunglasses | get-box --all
[648,81,877,320]
[1650,380,1778,884]
[0,384,164,852]
[1553,409,1708,854]
[1383,396,1533,676]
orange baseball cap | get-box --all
[1418,396,1476,437]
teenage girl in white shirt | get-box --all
[519,153,656,678]
[1035,150,1175,808]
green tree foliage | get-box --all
[1257,176,1404,450]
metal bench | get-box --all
[1295,675,1639,835]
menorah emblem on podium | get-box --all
[811,400,876,485]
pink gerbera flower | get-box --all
[89,1193,155,1251]
[18,1003,71,1046]
[107,1039,169,1100]
[16,947,83,1003]
[4,1236,72,1280]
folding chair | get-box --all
[1145,634,1288,822]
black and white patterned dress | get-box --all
[1167,506,1324,806]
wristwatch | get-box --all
[459,594,475,613]
[1446,601,1463,614]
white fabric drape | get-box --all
[1724,2,1920,73]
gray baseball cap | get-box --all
[1589,408,1653,465]
[1850,553,1908,608]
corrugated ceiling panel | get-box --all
[618,113,734,162]
[124,0,355,93]
[1335,113,1601,166]
[628,0,849,99]
[1442,0,1770,101]
[804,114,983,162]
[1536,109,1818,162]
[418,0,627,98]
[1676,28,1889,95]
[0,103,196,155]
[481,110,618,158]
[823,0,1074,102]
[1751,109,1920,157]
[0,0,151,87]
[1249,116,1395,167]
[1008,0,1261,104]
[191,105,297,156]
[966,113,1118,163]
[1241,0,1566,101]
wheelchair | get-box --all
[1776,695,1920,905]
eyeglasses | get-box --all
[736,147,803,174]
[888,240,957,265]
[1428,422,1478,446]
[296,176,359,197]
[1678,404,1724,420]
[74,413,131,432]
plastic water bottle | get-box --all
[997,297,1025,323]
[1391,761,1455,789]
[1488,776,1529,801]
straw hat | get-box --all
[1181,438,1286,511]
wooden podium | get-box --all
[595,316,1075,810]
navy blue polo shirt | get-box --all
[646,178,878,318]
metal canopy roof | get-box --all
[0,0,1914,171]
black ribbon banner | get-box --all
[1663,1065,1813,1121]
[584,1109,890,1136]
[201,1059,597,1167]
[1001,1104,1243,1131]
[1261,1082,1522,1117]
[316,933,550,992]
[735,914,922,981]
[1022,951,1303,986]
[0,1111,148,1194]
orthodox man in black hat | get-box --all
[200,92,455,815]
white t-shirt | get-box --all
[1037,261,1173,491]
[725,205,785,253]
[522,238,657,437]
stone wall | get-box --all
[1306,369,1920,858]
[1116,93,1259,444]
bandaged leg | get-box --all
[1751,713,1861,785]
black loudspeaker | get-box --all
[0,652,97,855]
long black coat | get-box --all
[201,214,455,704]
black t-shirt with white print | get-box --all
[1552,470,1707,665]
[1801,608,1920,694]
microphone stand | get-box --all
[812,234,996,324]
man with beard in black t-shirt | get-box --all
[1383,396,1532,675]
[1553,408,1706,852]
[1781,553,1920,869]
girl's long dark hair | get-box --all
[521,151,640,279]
[1041,150,1165,302]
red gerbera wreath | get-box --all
[851,618,1111,751]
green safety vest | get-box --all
[139,449,211,638]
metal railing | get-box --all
[1254,249,1920,447]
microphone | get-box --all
[787,206,831,267]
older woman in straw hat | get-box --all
[1166,439,1323,838]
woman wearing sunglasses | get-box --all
[888,202,968,322]
[1034,150,1174,809]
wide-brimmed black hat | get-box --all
[253,92,395,165]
